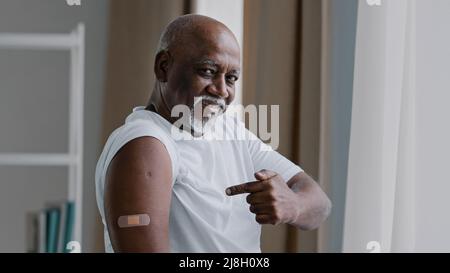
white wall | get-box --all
[0,0,108,252]
[415,0,450,252]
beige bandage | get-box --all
[118,214,151,228]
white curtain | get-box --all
[343,0,416,252]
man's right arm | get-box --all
[104,136,173,252]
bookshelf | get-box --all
[0,23,85,251]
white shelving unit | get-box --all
[0,24,85,251]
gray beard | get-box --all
[186,96,226,137]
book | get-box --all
[45,207,60,253]
[38,210,46,253]
[58,201,75,253]
[63,201,75,253]
[25,212,39,253]
[57,202,67,252]
[26,200,76,253]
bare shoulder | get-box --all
[106,136,172,182]
[104,136,173,252]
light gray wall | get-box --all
[415,0,450,252]
[0,0,108,252]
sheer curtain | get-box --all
[343,0,416,252]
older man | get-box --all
[95,14,331,253]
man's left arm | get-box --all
[226,169,332,230]
[285,171,332,230]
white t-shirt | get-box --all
[95,106,302,252]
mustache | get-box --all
[193,95,226,111]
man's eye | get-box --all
[227,75,238,84]
[200,68,215,76]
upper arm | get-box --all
[104,136,173,252]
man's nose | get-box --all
[206,76,229,99]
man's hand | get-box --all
[225,169,331,230]
[226,169,302,225]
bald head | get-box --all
[156,14,239,56]
[149,14,241,132]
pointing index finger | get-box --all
[226,180,266,196]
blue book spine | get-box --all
[46,208,60,253]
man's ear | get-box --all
[154,51,171,82]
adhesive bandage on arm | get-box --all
[117,214,151,228]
